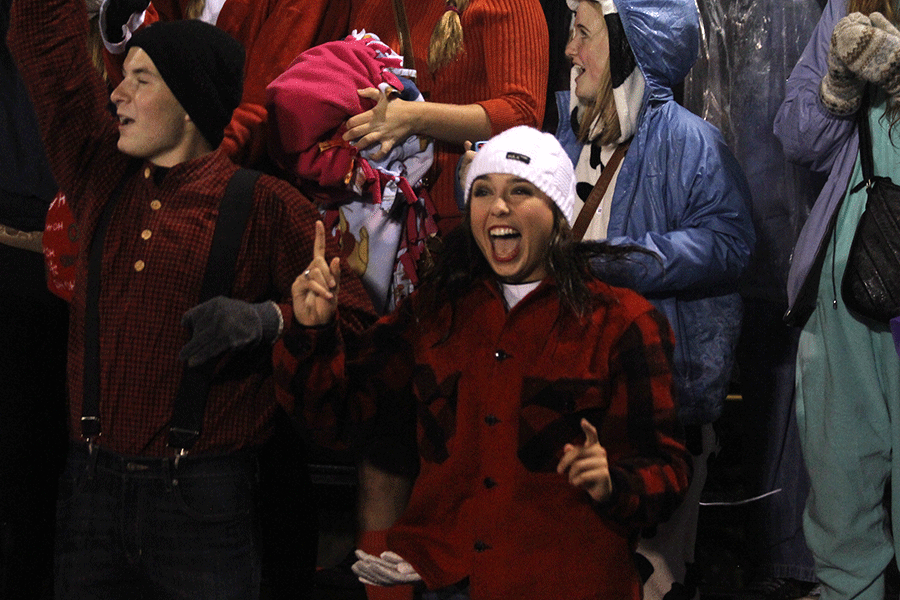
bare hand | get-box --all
[557,418,612,502]
[458,140,477,192]
[352,549,422,586]
[343,87,413,160]
[292,221,341,327]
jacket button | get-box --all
[484,415,499,426]
[474,541,490,552]
[484,477,496,489]
[494,350,510,361]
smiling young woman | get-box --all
[283,127,690,600]
[467,173,555,284]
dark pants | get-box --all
[419,582,470,600]
[0,245,68,600]
[55,445,261,600]
[737,298,815,582]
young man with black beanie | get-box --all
[6,0,376,597]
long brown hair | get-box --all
[574,0,621,145]
[848,0,896,21]
[428,0,471,73]
[848,0,900,129]
[412,204,643,334]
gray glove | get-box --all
[179,297,282,368]
[823,11,900,114]
[352,549,422,587]
[820,13,869,115]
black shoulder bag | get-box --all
[840,90,900,323]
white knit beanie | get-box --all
[464,126,576,226]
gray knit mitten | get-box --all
[821,13,869,115]
[824,12,900,113]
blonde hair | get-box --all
[428,0,470,73]
[87,15,108,82]
[184,0,206,20]
[575,0,621,145]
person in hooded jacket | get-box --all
[774,0,900,597]
[554,0,755,597]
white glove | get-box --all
[352,549,422,587]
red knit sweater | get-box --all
[345,0,549,234]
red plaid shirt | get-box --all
[8,0,375,456]
[277,278,691,599]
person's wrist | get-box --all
[405,99,426,139]
[255,301,283,343]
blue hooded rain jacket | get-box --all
[556,0,755,424]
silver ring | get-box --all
[303,269,311,279]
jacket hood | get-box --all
[567,0,699,142]
[613,0,699,99]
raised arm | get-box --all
[774,0,857,173]
[343,0,548,158]
[8,0,123,211]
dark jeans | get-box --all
[419,581,470,600]
[737,298,815,582]
[55,445,261,600]
[0,245,68,600]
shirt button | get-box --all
[141,229,152,240]
[494,350,510,361]
[483,477,496,489]
[143,167,151,179]
[474,541,490,552]
[485,415,499,426]
[150,200,162,211]
[134,260,145,272]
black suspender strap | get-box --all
[82,160,141,444]
[81,165,261,453]
[168,168,261,455]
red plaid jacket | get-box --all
[276,277,691,599]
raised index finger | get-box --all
[313,220,327,261]
[580,418,599,447]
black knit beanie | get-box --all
[127,20,245,149]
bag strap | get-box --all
[168,168,261,455]
[857,87,876,185]
[391,0,416,73]
[82,159,141,444]
[571,142,629,241]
